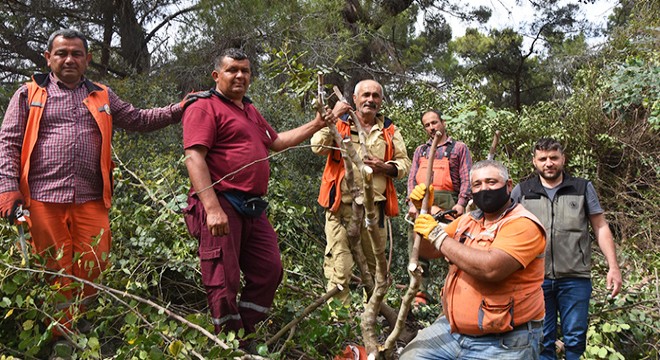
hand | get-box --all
[364,155,397,176]
[332,100,353,119]
[410,183,434,210]
[206,208,230,237]
[407,202,418,219]
[180,90,212,109]
[319,106,337,127]
[607,266,623,298]
[414,214,439,240]
[0,191,23,221]
[452,204,465,216]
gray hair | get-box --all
[470,160,509,182]
[353,79,383,96]
[47,29,88,52]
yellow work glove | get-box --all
[414,214,438,240]
[415,213,449,252]
[410,183,434,210]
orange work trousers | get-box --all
[26,199,111,336]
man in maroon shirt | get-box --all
[182,48,331,345]
[0,29,199,345]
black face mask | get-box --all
[472,185,510,213]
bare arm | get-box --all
[270,112,328,152]
[590,213,622,297]
[184,146,229,237]
[441,238,522,282]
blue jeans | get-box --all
[541,278,592,360]
[400,316,543,359]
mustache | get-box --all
[363,102,377,109]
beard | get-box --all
[538,168,563,181]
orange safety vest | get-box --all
[22,76,114,208]
[415,140,455,192]
[442,204,546,335]
[317,118,399,217]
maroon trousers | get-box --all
[184,195,283,334]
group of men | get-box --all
[0,28,623,359]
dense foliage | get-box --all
[0,0,658,359]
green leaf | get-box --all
[168,340,183,356]
[149,346,164,360]
[2,282,17,295]
[257,344,268,356]
[125,312,138,325]
[88,337,100,351]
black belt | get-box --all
[512,320,543,332]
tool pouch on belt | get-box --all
[221,190,268,218]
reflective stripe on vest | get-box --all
[23,80,114,208]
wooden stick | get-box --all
[359,166,392,357]
[410,132,442,263]
[487,130,501,160]
[383,132,441,354]
[266,286,342,346]
[332,86,370,159]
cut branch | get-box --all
[383,132,441,355]
[266,285,342,347]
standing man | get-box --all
[0,29,195,340]
[406,110,472,305]
[511,138,623,360]
[401,160,546,359]
[311,79,411,304]
[182,48,332,339]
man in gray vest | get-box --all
[511,138,623,360]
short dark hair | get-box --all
[533,138,564,155]
[47,29,88,52]
[214,48,249,69]
[421,110,442,124]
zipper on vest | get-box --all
[550,198,557,278]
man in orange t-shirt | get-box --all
[400,160,546,360]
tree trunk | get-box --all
[115,0,150,73]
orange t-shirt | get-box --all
[444,216,545,268]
